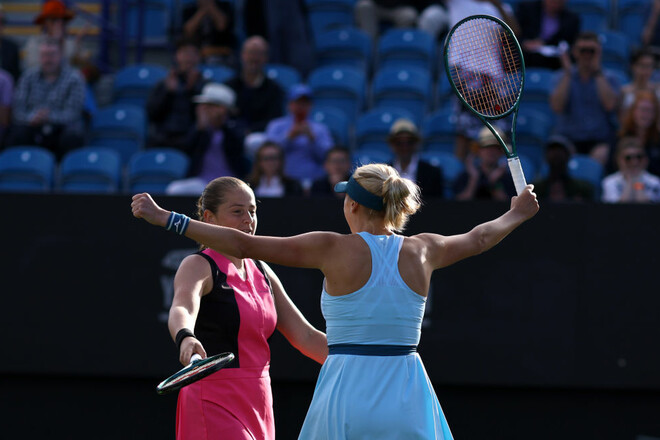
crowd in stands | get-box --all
[1,0,660,203]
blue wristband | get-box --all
[166,212,191,235]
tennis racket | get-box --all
[156,352,235,395]
[444,14,527,195]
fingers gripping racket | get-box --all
[156,352,235,395]
[444,15,527,194]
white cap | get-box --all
[193,83,236,107]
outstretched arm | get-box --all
[423,185,539,269]
[264,263,327,364]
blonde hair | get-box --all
[352,163,421,232]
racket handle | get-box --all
[190,354,202,364]
[507,157,527,195]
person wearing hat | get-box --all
[387,118,444,199]
[166,83,247,195]
[265,83,333,184]
[454,126,517,200]
[146,36,206,150]
[131,161,539,439]
[21,0,95,81]
[602,136,660,203]
[533,135,595,202]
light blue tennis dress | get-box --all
[298,232,454,440]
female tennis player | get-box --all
[132,164,538,439]
[158,176,327,440]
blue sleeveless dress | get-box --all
[298,233,454,439]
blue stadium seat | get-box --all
[436,73,453,108]
[567,0,609,32]
[520,67,555,122]
[200,65,235,84]
[355,107,417,152]
[422,109,457,154]
[59,147,122,193]
[266,64,302,92]
[599,31,632,72]
[314,27,372,73]
[127,148,190,194]
[517,153,539,183]
[419,150,465,198]
[352,148,394,167]
[305,0,357,42]
[88,105,147,165]
[371,66,433,123]
[515,109,553,167]
[376,28,437,74]
[568,154,603,197]
[0,146,55,192]
[311,105,351,147]
[308,66,367,119]
[113,64,168,107]
[125,0,174,45]
[617,0,648,45]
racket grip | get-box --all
[190,354,202,363]
[507,157,527,195]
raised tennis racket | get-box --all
[444,14,527,194]
[156,352,235,395]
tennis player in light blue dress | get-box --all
[132,163,540,440]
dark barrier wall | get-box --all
[2,193,660,439]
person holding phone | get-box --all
[132,162,539,438]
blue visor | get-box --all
[334,176,384,211]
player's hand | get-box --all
[510,184,539,220]
[131,193,171,227]
[180,337,207,366]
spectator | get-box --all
[454,126,516,200]
[146,37,205,150]
[387,118,444,199]
[618,89,660,177]
[354,1,419,40]
[549,31,620,167]
[225,36,284,135]
[533,135,594,202]
[514,0,580,70]
[310,146,353,198]
[0,67,12,147]
[265,84,333,186]
[7,37,85,160]
[0,5,20,82]
[620,48,660,117]
[21,0,98,84]
[166,83,247,195]
[182,0,236,67]
[247,140,304,198]
[602,137,660,203]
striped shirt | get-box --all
[12,62,85,125]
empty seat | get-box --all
[422,109,458,154]
[128,148,190,194]
[0,146,55,192]
[352,148,394,167]
[419,150,465,198]
[371,66,433,123]
[305,0,357,42]
[376,28,437,74]
[308,66,367,119]
[88,105,147,165]
[59,147,122,193]
[311,105,351,147]
[265,64,302,92]
[617,0,648,45]
[567,0,609,31]
[314,27,372,73]
[599,30,632,71]
[113,64,168,107]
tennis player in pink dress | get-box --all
[164,177,327,440]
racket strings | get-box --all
[447,18,523,117]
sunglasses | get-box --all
[624,153,645,162]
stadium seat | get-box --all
[422,109,457,154]
[127,148,190,194]
[617,0,648,45]
[0,146,55,192]
[311,105,351,147]
[568,154,604,197]
[125,0,174,45]
[355,107,417,152]
[524,67,554,102]
[352,148,394,167]
[514,109,553,167]
[265,64,302,92]
[371,66,433,123]
[200,65,235,84]
[517,153,539,183]
[567,0,609,32]
[599,31,632,72]
[59,147,122,193]
[308,66,367,119]
[314,27,372,73]
[376,28,437,74]
[88,105,147,165]
[113,64,168,107]
[305,0,357,42]
[419,150,465,198]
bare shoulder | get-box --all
[176,253,212,276]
